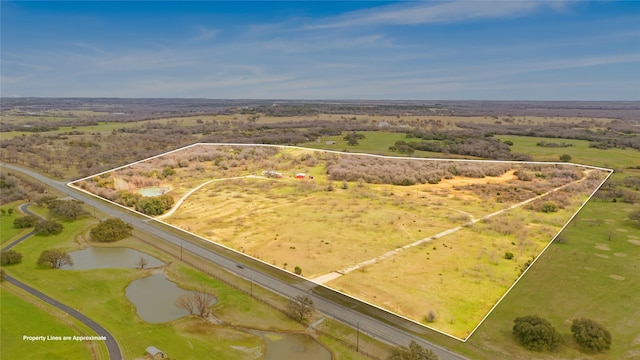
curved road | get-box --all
[1,162,467,360]
[2,203,122,360]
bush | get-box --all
[1,250,23,265]
[559,154,572,162]
[504,252,514,260]
[513,315,563,351]
[13,215,40,228]
[294,266,302,275]
[135,195,174,215]
[541,201,558,213]
[571,318,612,352]
[90,218,133,242]
[35,220,63,235]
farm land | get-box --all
[2,99,639,359]
[72,144,610,339]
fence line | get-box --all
[133,235,383,360]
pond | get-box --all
[253,330,333,360]
[125,274,202,323]
[62,247,165,270]
[138,186,170,197]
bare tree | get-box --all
[287,295,314,323]
[175,293,198,315]
[194,287,216,317]
[136,256,149,269]
[175,287,216,318]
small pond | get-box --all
[138,186,170,197]
[62,247,165,270]
[253,330,333,360]
[125,274,205,323]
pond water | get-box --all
[253,330,333,360]
[138,186,169,197]
[125,274,201,323]
[62,247,165,270]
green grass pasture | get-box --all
[496,135,640,169]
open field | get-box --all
[496,135,640,169]
[0,201,31,245]
[72,143,610,339]
[464,198,640,360]
[0,286,100,360]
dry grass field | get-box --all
[72,144,610,339]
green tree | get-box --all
[287,295,314,324]
[559,154,572,162]
[119,191,142,207]
[35,219,63,235]
[90,218,133,242]
[37,249,73,269]
[13,215,40,228]
[571,318,612,352]
[294,266,302,275]
[389,340,438,360]
[1,250,23,265]
[135,195,174,215]
[48,200,87,220]
[513,315,563,351]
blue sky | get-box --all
[1,1,639,100]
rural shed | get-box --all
[145,346,166,359]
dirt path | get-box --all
[312,172,591,284]
[156,175,266,220]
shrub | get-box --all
[1,250,23,265]
[571,318,612,352]
[541,201,558,213]
[294,266,302,275]
[504,252,514,260]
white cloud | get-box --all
[307,1,568,29]
[191,26,219,43]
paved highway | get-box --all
[1,162,468,360]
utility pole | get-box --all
[356,322,360,352]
